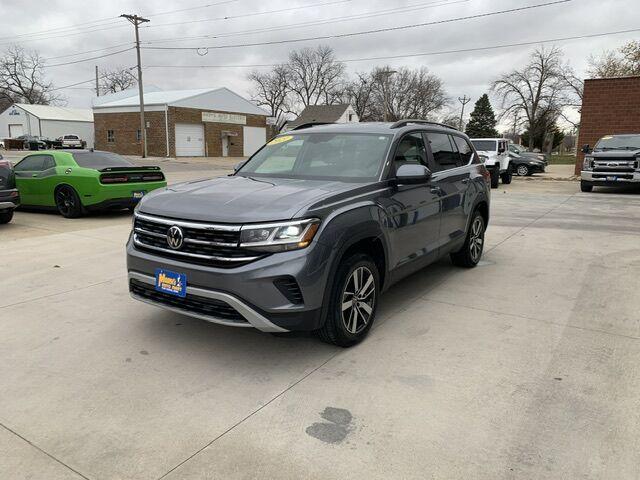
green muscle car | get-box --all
[13,150,167,218]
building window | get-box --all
[136,129,141,142]
[107,130,115,143]
[348,113,354,122]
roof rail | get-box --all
[390,119,459,131]
[290,122,334,131]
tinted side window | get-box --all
[394,133,427,167]
[425,133,459,172]
[453,136,473,165]
[15,155,45,172]
[42,155,56,170]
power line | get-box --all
[0,17,121,41]
[142,0,571,52]
[44,43,133,61]
[140,0,241,18]
[47,47,134,68]
[142,26,640,69]
[142,0,468,46]
[50,66,137,91]
[141,0,352,30]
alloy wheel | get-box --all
[517,165,529,176]
[55,188,75,216]
[469,216,484,262]
[341,266,376,334]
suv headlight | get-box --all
[583,155,594,170]
[240,219,320,252]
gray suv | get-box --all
[127,120,491,347]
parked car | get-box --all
[508,143,548,165]
[508,150,546,176]
[60,134,86,149]
[0,156,20,224]
[39,137,63,149]
[470,138,512,188]
[13,150,166,218]
[127,120,491,347]
[581,134,640,192]
[15,135,47,150]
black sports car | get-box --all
[0,156,19,224]
[509,151,546,176]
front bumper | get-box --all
[126,236,332,332]
[581,171,640,185]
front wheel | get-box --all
[317,253,380,347]
[451,210,485,268]
[501,169,512,184]
[55,185,84,218]
[516,164,529,176]
[581,181,593,193]
[490,167,499,188]
[0,210,13,224]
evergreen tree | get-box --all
[464,94,499,138]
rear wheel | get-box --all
[516,164,529,176]
[451,210,485,268]
[501,169,512,184]
[581,181,593,193]
[317,253,379,347]
[490,167,499,189]
[55,185,83,218]
[0,210,13,224]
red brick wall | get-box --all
[575,76,640,174]
[94,107,267,157]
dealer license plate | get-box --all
[607,176,618,181]
[155,268,187,298]
[133,191,146,199]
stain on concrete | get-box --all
[395,374,433,388]
[139,350,149,355]
[306,407,354,444]
[125,358,132,363]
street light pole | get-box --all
[457,95,471,130]
[377,69,397,122]
[121,13,150,158]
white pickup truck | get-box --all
[60,134,86,149]
[470,138,512,188]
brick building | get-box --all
[575,76,640,174]
[93,88,269,158]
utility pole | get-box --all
[457,95,471,130]
[95,65,99,97]
[121,13,150,158]
[377,69,397,122]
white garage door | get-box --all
[175,123,205,157]
[243,126,266,157]
[9,124,24,137]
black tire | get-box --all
[317,253,380,348]
[450,210,485,268]
[0,210,13,224]
[501,169,512,184]
[516,164,529,176]
[581,181,593,193]
[490,167,499,189]
[55,185,84,218]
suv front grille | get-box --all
[129,279,247,323]
[133,213,265,268]
[592,159,638,173]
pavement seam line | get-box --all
[0,422,92,480]
[156,351,341,480]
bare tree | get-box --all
[0,45,61,110]
[248,65,292,130]
[287,45,346,109]
[588,40,640,78]
[99,67,137,95]
[492,47,566,149]
[342,71,377,121]
[558,66,584,128]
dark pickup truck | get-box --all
[0,157,19,223]
[581,134,640,192]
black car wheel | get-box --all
[0,210,13,224]
[516,164,530,176]
[581,181,593,193]
[55,185,84,218]
[317,253,379,347]
[501,169,512,184]
[451,210,485,268]
[490,167,499,188]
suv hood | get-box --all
[138,175,361,223]
[592,149,640,158]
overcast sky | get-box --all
[2,0,638,127]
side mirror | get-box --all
[581,144,591,154]
[396,164,431,185]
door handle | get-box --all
[32,173,38,177]
[430,186,441,194]
[461,178,470,184]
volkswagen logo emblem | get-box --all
[167,226,184,250]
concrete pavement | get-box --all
[1,163,640,479]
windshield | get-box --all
[594,135,640,151]
[471,140,497,152]
[72,151,133,169]
[64,135,79,140]
[510,144,524,153]
[237,132,392,181]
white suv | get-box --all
[470,138,512,188]
[61,134,85,149]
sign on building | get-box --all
[202,112,246,125]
